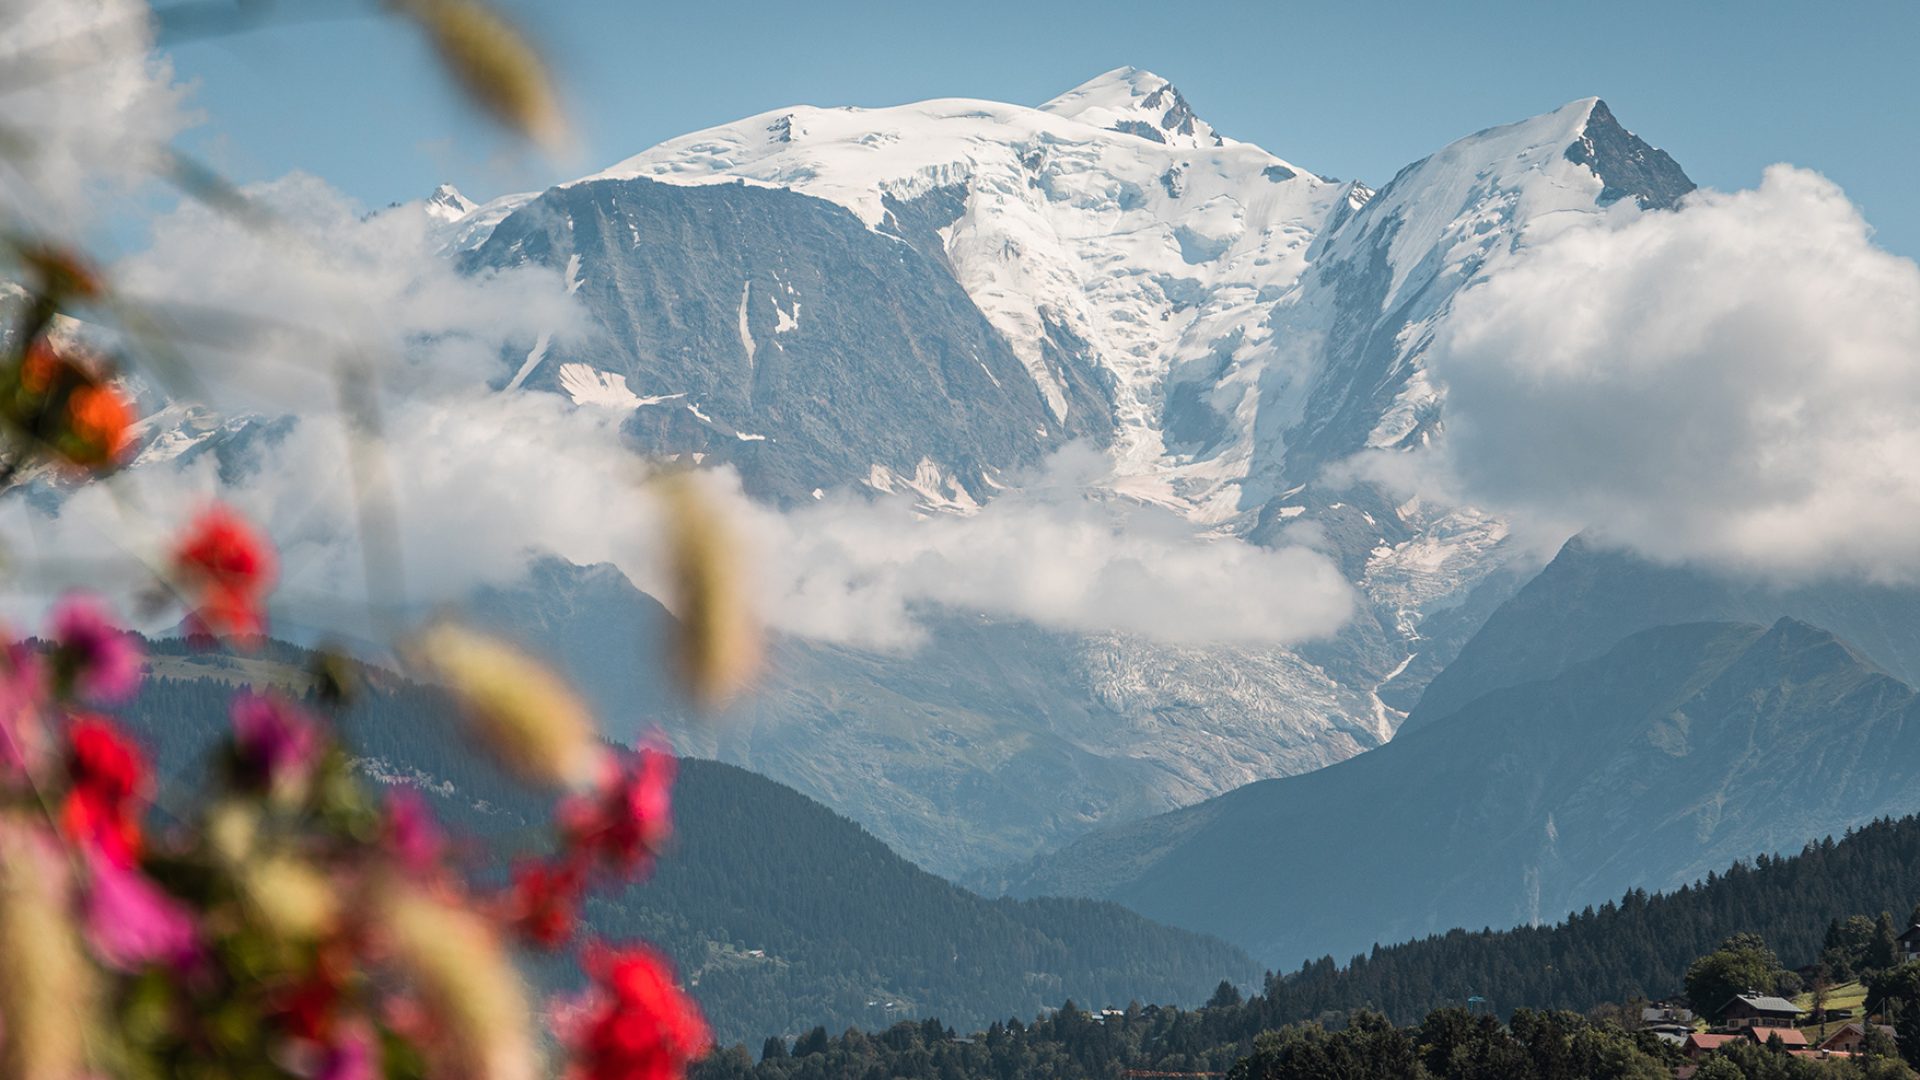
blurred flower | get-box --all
[48,593,143,704]
[656,472,761,712]
[171,503,277,641]
[557,747,674,876]
[81,848,198,972]
[506,857,583,949]
[0,637,47,780]
[17,244,105,303]
[63,380,136,467]
[240,854,339,942]
[382,788,446,875]
[60,712,148,866]
[411,622,605,789]
[230,691,321,803]
[316,1018,379,1080]
[3,338,136,473]
[569,945,710,1080]
[0,817,95,1080]
[381,882,538,1080]
[391,0,567,149]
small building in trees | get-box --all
[1818,1022,1897,1053]
[1900,923,1920,962]
[1714,994,1805,1031]
[1683,1033,1739,1060]
[1740,1025,1809,1049]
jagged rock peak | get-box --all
[1564,98,1695,210]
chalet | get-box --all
[1818,1023,1898,1054]
[1683,1033,1738,1060]
[1739,1026,1809,1050]
[1900,923,1920,962]
[1714,994,1805,1030]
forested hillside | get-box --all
[690,819,1920,1080]
[1252,815,1920,1024]
[122,644,1257,1044]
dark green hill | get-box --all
[687,817,1920,1080]
[119,647,1257,1044]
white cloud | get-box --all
[740,446,1356,648]
[1367,165,1920,584]
[3,173,1354,651]
[0,0,193,232]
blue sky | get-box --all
[166,0,1920,256]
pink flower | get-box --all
[230,691,320,799]
[82,849,198,971]
[557,746,675,875]
[48,594,143,704]
[315,1019,378,1080]
[0,637,46,779]
[506,857,585,949]
[382,789,446,875]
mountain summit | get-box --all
[159,83,1705,875]
[1039,66,1227,149]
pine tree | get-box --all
[1871,912,1903,971]
[1207,981,1244,1010]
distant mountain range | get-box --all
[125,643,1257,1044]
[115,66,1918,938]
[979,611,1920,967]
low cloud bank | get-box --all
[3,178,1354,651]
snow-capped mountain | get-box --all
[114,73,1700,874]
[412,73,1701,873]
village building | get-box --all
[1900,922,1920,963]
[1682,1033,1739,1060]
[1713,994,1805,1031]
[1818,1022,1898,1054]
[1739,1026,1809,1050]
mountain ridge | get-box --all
[983,616,1920,967]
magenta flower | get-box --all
[82,849,198,972]
[230,691,321,799]
[382,788,446,875]
[0,637,46,779]
[316,1019,378,1080]
[48,594,143,704]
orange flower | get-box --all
[6,339,137,473]
[63,383,135,469]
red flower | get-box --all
[60,713,148,866]
[569,946,710,1080]
[171,504,277,641]
[557,748,674,875]
[507,857,585,948]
